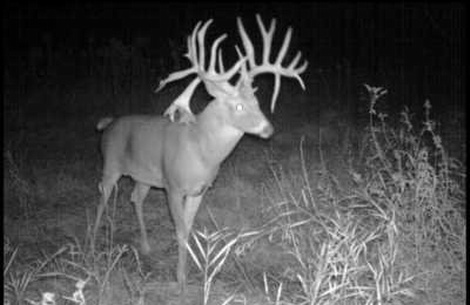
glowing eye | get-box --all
[235,104,244,111]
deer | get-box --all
[93,14,307,292]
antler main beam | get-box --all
[237,14,308,112]
[156,15,308,123]
[157,20,246,123]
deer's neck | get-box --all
[193,101,244,167]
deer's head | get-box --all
[156,15,308,137]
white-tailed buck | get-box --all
[94,14,307,291]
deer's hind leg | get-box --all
[93,173,120,247]
[131,182,151,254]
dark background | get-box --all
[3,2,465,131]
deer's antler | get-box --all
[157,15,308,123]
[157,20,246,124]
[237,14,308,112]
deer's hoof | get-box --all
[141,242,151,255]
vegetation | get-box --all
[4,30,465,305]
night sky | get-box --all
[4,2,465,115]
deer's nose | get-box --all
[258,121,274,139]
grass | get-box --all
[252,86,465,305]
[4,35,465,305]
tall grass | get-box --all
[241,85,465,305]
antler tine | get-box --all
[209,34,227,74]
[194,20,244,81]
[237,17,256,68]
[196,20,213,71]
[188,21,203,63]
[155,21,203,93]
[256,14,276,66]
[163,78,201,122]
[159,20,209,123]
[161,18,248,123]
[288,51,308,88]
[274,27,292,66]
[192,19,246,82]
[217,49,225,73]
[206,37,246,82]
[237,14,308,112]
